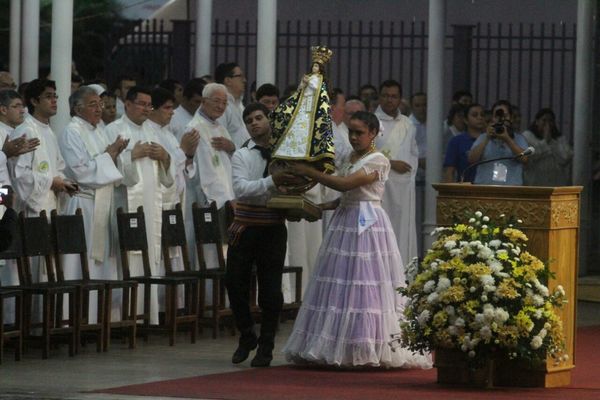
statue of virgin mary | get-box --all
[269,46,336,195]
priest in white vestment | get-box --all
[214,63,251,150]
[170,78,205,141]
[183,83,235,302]
[9,79,77,324]
[106,86,174,324]
[374,80,419,264]
[0,89,39,323]
[147,87,200,307]
[60,86,127,322]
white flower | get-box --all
[427,292,439,304]
[530,336,543,350]
[488,260,503,273]
[477,245,493,259]
[483,306,495,321]
[453,277,461,285]
[447,326,458,336]
[475,211,483,218]
[539,328,547,339]
[480,274,495,286]
[469,218,476,223]
[436,277,451,292]
[555,285,565,296]
[417,310,431,326]
[534,309,543,319]
[444,240,457,250]
[449,248,462,257]
[511,247,521,256]
[423,280,436,293]
[481,225,488,229]
[454,318,465,328]
[484,284,496,293]
[480,326,492,340]
[517,219,523,224]
[470,286,476,293]
[532,294,544,306]
[459,241,469,248]
[488,239,502,248]
[461,344,468,352]
[474,314,485,325]
[544,322,551,330]
[481,294,488,302]
[496,249,508,257]
[499,214,505,218]
[494,308,509,323]
[445,305,455,316]
[468,350,476,358]
[482,216,490,222]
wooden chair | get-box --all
[19,211,77,359]
[116,206,198,346]
[0,219,24,363]
[192,201,233,338]
[50,209,138,352]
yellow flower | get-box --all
[515,311,534,334]
[497,279,521,299]
[503,228,528,243]
[455,224,467,233]
[440,285,466,303]
[433,311,448,328]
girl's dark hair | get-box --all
[350,111,380,133]
[464,103,484,118]
[528,108,561,140]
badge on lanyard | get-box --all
[212,154,220,167]
[492,162,508,183]
[38,161,49,173]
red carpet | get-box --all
[95,326,600,400]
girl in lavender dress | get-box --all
[282,111,432,368]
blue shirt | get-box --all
[471,133,528,185]
[443,132,478,182]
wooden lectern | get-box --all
[433,183,582,388]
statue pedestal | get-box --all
[267,195,322,222]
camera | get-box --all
[492,109,506,135]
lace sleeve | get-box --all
[361,153,391,182]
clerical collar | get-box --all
[122,113,144,129]
[73,115,96,131]
[375,106,400,121]
[197,108,219,126]
[145,118,168,132]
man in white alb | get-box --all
[214,62,250,150]
[170,78,205,142]
[60,86,127,321]
[374,79,419,264]
[106,86,174,324]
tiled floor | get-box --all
[1,302,599,400]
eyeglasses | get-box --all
[205,98,228,107]
[132,101,153,110]
[39,93,59,100]
[84,101,104,109]
[230,74,245,79]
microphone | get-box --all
[516,146,535,158]
[460,146,533,183]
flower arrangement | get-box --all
[399,211,567,367]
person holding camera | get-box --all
[468,100,529,185]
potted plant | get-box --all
[398,211,568,387]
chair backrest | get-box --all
[0,212,24,285]
[192,201,226,271]
[161,203,191,273]
[51,209,90,281]
[116,206,151,279]
[20,210,57,283]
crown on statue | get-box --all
[311,46,333,66]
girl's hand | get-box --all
[289,162,315,177]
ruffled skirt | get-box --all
[282,204,432,368]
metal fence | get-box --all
[105,19,577,136]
